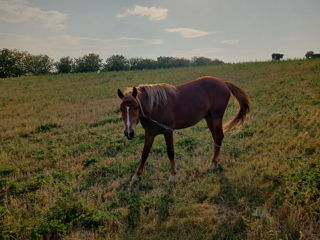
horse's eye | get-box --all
[134,107,139,111]
[120,108,123,112]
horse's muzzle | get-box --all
[124,130,135,140]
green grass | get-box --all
[0,59,319,239]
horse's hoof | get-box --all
[210,163,223,172]
[210,163,218,169]
[129,174,139,187]
[168,174,177,183]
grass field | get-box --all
[0,59,319,239]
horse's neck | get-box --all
[137,93,151,117]
[138,93,167,119]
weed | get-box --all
[107,117,122,124]
[156,187,174,222]
[83,157,100,168]
[176,136,198,155]
[90,117,122,127]
[0,167,17,176]
[71,143,92,156]
[34,123,59,133]
[277,159,320,212]
[82,164,116,188]
[39,198,109,238]
[103,139,125,157]
[151,145,166,154]
[215,217,248,240]
[232,127,255,139]
[127,193,141,229]
[90,119,109,127]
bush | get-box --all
[191,56,212,66]
[24,54,54,75]
[211,58,224,65]
[103,54,130,71]
[0,49,54,77]
[129,57,158,70]
[55,56,74,73]
[0,48,27,78]
[74,53,102,73]
[156,56,193,69]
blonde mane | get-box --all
[125,83,177,111]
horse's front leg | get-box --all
[130,132,155,185]
[164,132,177,182]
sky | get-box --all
[0,0,319,62]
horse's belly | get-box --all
[173,111,206,129]
[174,121,202,129]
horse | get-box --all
[117,76,250,184]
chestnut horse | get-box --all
[117,76,250,183]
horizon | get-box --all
[1,0,319,63]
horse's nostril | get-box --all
[129,130,135,139]
[124,130,134,139]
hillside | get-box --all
[0,59,319,239]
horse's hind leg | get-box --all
[164,132,177,182]
[205,116,224,168]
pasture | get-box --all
[0,59,319,239]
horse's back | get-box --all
[176,76,230,102]
[177,76,228,91]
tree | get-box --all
[170,57,191,68]
[0,48,27,78]
[24,54,54,75]
[129,58,158,70]
[55,56,74,73]
[211,59,224,65]
[191,57,213,66]
[157,56,174,68]
[74,53,102,73]
[103,55,130,71]
[156,57,191,68]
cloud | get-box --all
[144,39,163,45]
[221,39,240,45]
[0,0,67,31]
[0,32,163,59]
[166,28,212,38]
[173,47,220,58]
[117,5,168,21]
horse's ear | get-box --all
[132,87,137,98]
[117,89,124,99]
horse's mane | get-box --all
[125,83,177,111]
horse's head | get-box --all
[117,87,139,140]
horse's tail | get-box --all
[223,82,250,132]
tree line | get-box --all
[0,48,224,78]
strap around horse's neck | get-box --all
[136,95,174,132]
[136,97,146,118]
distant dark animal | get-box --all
[306,51,320,59]
[117,76,250,184]
[272,53,284,61]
